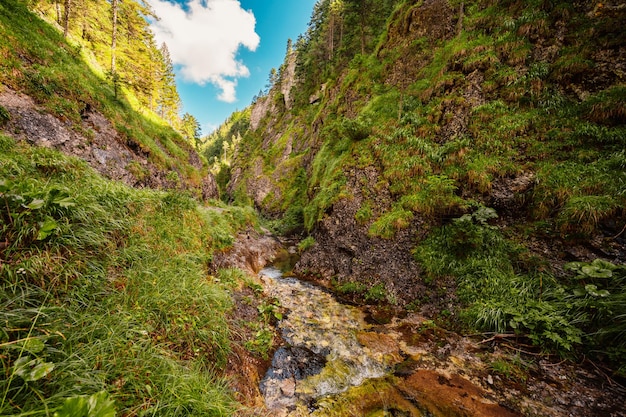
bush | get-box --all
[341,116,372,141]
[0,104,10,125]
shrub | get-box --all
[341,116,372,141]
[0,104,10,125]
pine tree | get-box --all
[157,43,181,125]
[181,113,202,148]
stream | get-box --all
[254,263,626,417]
[258,266,401,415]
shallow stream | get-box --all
[258,267,398,414]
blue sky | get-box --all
[147,0,318,134]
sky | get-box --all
[146,0,318,134]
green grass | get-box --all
[414,205,626,366]
[0,135,257,415]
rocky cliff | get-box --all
[0,86,217,199]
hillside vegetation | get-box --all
[212,0,626,373]
[0,2,275,415]
[0,134,269,415]
[0,0,210,197]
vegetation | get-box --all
[0,0,206,190]
[414,206,626,372]
[0,135,259,415]
[3,0,626,412]
[214,0,626,373]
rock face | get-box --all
[295,167,427,306]
[280,52,297,110]
[211,228,281,275]
[232,0,626,313]
[0,86,218,199]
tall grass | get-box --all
[414,206,626,368]
[0,136,253,415]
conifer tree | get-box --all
[157,43,181,125]
[181,113,202,148]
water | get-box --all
[259,267,391,412]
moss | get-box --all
[368,205,413,239]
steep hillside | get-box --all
[0,0,217,199]
[217,0,626,372]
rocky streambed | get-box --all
[218,233,625,417]
[255,266,626,417]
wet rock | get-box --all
[398,370,521,417]
[356,332,403,367]
[260,346,327,410]
[263,346,327,382]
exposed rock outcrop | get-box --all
[0,85,218,199]
[295,167,428,307]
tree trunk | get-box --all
[55,0,62,25]
[359,3,366,55]
[111,0,120,97]
[457,2,464,37]
[111,0,118,74]
[328,14,334,59]
[63,0,71,37]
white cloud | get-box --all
[147,0,260,103]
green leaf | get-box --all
[26,198,45,209]
[13,356,55,381]
[581,265,612,279]
[585,284,610,297]
[564,262,585,273]
[0,179,10,193]
[590,259,617,271]
[37,217,59,240]
[54,391,116,417]
[52,195,76,207]
[54,396,89,417]
[19,338,46,354]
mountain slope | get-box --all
[217,0,626,371]
[0,0,217,199]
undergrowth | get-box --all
[414,206,626,373]
[0,135,255,415]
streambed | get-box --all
[255,265,625,417]
[259,267,392,413]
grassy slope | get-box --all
[226,0,626,371]
[0,134,261,415]
[0,0,207,191]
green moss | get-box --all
[355,203,373,224]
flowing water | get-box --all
[259,267,394,414]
